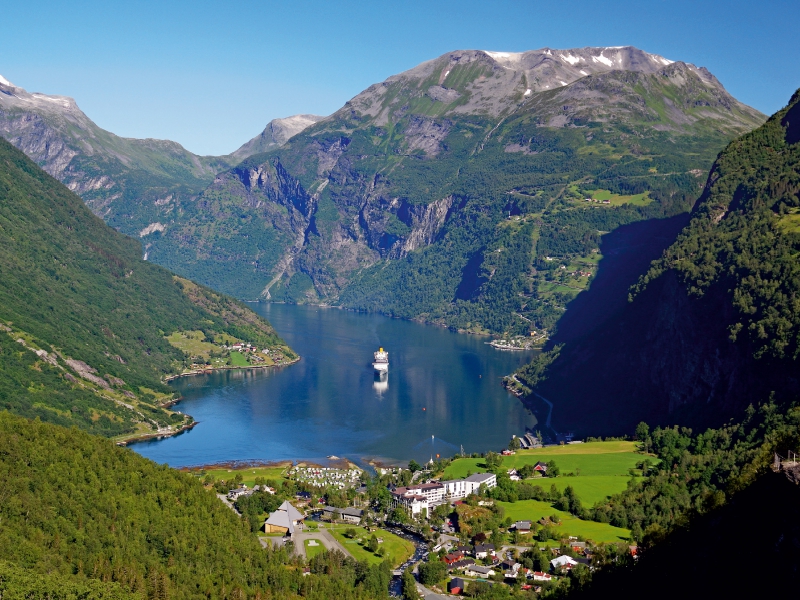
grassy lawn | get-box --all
[328,525,414,567]
[190,463,290,486]
[304,539,325,560]
[519,441,637,455]
[166,330,217,359]
[497,500,630,543]
[547,476,634,506]
[504,452,643,476]
[585,189,652,206]
[229,351,250,367]
[441,442,646,506]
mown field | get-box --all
[328,525,415,567]
[441,441,647,506]
[497,500,630,543]
[186,463,291,487]
[304,539,325,560]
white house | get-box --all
[550,555,578,571]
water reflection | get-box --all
[133,305,538,467]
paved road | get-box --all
[415,582,449,600]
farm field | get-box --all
[186,463,291,487]
[547,475,633,507]
[497,500,630,543]
[584,189,652,206]
[441,441,646,506]
[229,351,250,367]
[328,525,415,567]
[504,452,643,476]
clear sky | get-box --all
[3,0,798,155]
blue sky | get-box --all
[3,0,798,155]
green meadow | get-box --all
[327,525,414,567]
[497,500,630,543]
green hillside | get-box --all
[0,137,294,439]
[511,88,800,436]
[145,51,764,339]
[0,412,388,600]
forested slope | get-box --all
[512,88,800,436]
[0,412,389,600]
[0,136,293,438]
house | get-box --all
[474,544,495,559]
[263,500,305,536]
[507,469,520,481]
[514,520,532,533]
[455,545,473,555]
[464,565,495,578]
[322,506,363,524]
[532,571,552,582]
[448,578,466,594]
[449,559,475,571]
[533,461,548,474]
[550,555,578,571]
[227,487,252,501]
[502,561,521,578]
[443,551,465,565]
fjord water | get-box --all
[134,304,538,467]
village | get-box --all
[194,437,644,598]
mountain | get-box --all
[140,47,765,336]
[0,412,389,599]
[510,88,800,436]
[0,75,321,241]
[229,114,325,161]
[0,135,294,439]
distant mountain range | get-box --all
[0,47,766,336]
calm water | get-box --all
[133,304,538,467]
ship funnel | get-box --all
[379,347,383,352]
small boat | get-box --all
[372,347,389,373]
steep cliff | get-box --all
[514,89,800,436]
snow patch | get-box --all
[560,53,582,65]
[31,93,71,108]
[592,53,613,67]
[484,51,523,61]
[648,53,675,66]
[559,80,567,86]
[579,70,588,76]
[444,70,450,78]
[139,222,166,237]
[0,74,12,86]
[524,89,532,96]
[545,49,552,55]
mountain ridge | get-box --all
[510,87,800,435]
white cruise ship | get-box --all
[372,348,389,373]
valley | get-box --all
[1,23,799,600]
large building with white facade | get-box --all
[391,472,497,515]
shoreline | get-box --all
[116,420,198,446]
[162,356,301,383]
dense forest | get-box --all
[0,412,392,600]
[0,137,293,437]
[511,88,800,435]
